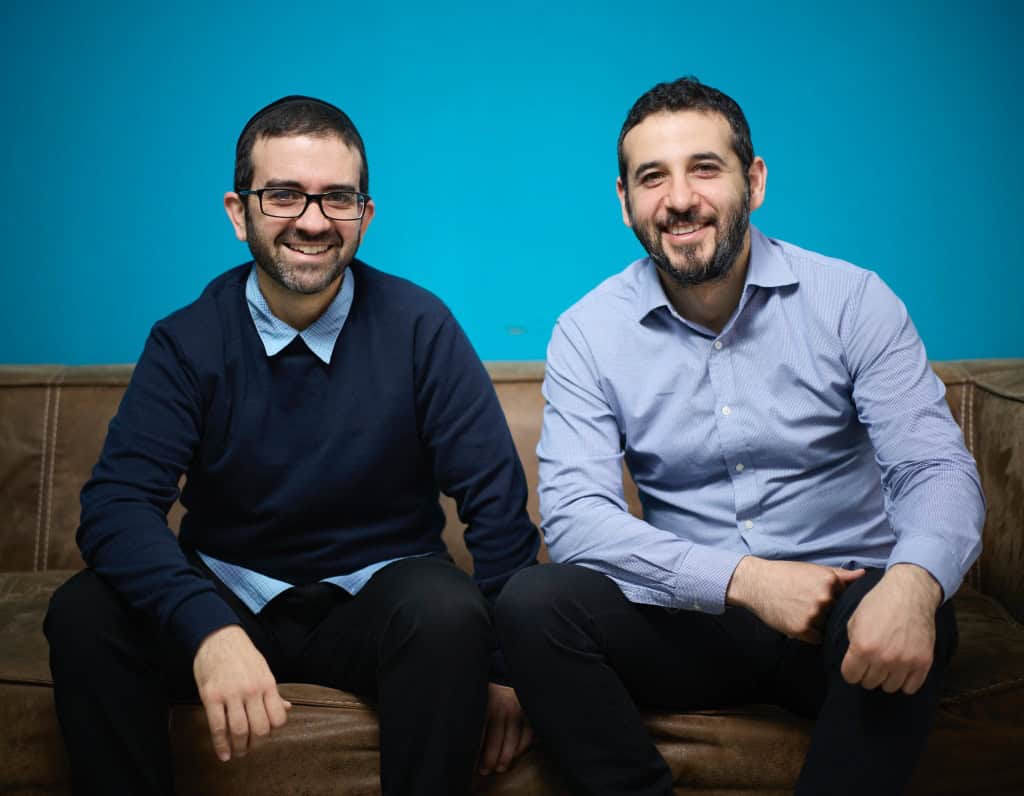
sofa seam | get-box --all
[42,381,63,572]
[940,676,1024,706]
[33,384,53,574]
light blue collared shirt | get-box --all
[199,265,411,613]
[538,227,985,613]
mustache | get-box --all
[280,230,342,245]
[658,209,714,229]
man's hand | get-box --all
[192,625,292,762]
[727,556,865,643]
[841,564,942,695]
[478,683,533,775]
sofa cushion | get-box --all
[5,570,1023,794]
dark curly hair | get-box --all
[617,77,753,187]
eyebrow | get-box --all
[262,178,359,192]
[631,151,729,181]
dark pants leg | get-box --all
[45,555,492,796]
[497,563,957,796]
[794,569,958,796]
[279,557,492,796]
[496,563,784,796]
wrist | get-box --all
[726,555,758,609]
[886,563,943,609]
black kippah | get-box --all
[236,95,345,151]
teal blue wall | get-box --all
[2,0,1021,363]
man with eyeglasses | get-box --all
[45,96,537,795]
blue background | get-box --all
[2,0,1021,364]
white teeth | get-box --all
[287,244,331,255]
[668,224,703,235]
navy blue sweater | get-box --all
[78,261,539,656]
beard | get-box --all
[629,188,750,288]
[244,212,358,296]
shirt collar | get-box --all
[635,224,798,323]
[245,264,356,364]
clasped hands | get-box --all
[192,625,533,771]
[726,557,942,695]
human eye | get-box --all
[638,171,665,187]
[693,162,721,176]
[264,189,303,206]
[324,191,357,210]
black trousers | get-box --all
[44,555,492,796]
[496,563,958,796]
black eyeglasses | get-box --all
[237,188,371,220]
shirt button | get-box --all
[735,463,745,472]
[721,405,732,416]
[744,520,754,529]
[713,340,723,350]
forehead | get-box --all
[622,110,735,172]
[250,133,362,188]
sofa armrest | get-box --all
[933,359,1024,622]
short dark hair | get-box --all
[617,77,754,186]
[234,95,369,194]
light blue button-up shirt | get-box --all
[199,265,412,613]
[538,227,984,614]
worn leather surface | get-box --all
[1,360,1023,794]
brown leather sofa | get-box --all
[2,360,1023,795]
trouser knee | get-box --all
[45,569,138,667]
[380,559,492,665]
[496,563,620,663]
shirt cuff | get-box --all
[886,535,963,602]
[674,545,747,614]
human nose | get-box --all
[293,196,333,234]
[664,176,700,212]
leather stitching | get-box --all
[42,381,62,572]
[33,385,52,574]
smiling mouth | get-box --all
[665,222,709,236]
[283,243,334,255]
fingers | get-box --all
[266,691,291,730]
[880,668,908,694]
[902,664,930,696]
[226,698,250,758]
[496,716,522,773]
[840,648,868,686]
[246,693,271,751]
[478,716,504,775]
[203,700,231,763]
[515,720,534,757]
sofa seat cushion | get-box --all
[3,572,1023,794]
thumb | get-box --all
[833,567,866,584]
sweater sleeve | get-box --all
[412,311,540,603]
[77,323,239,656]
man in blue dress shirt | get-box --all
[44,96,537,795]
[497,77,984,795]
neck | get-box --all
[657,234,751,334]
[255,268,343,331]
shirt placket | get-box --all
[706,334,761,549]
